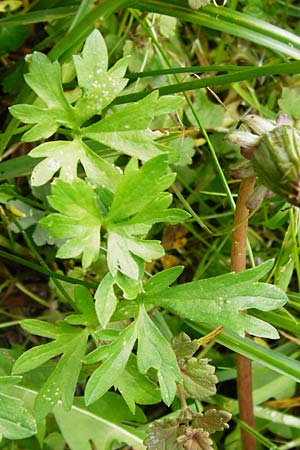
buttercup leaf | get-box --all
[181,358,218,401]
[191,410,231,434]
[40,179,103,269]
[136,305,182,406]
[141,262,287,337]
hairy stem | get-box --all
[231,176,256,450]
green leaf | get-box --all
[114,354,161,414]
[13,322,88,419]
[40,179,103,269]
[29,140,120,189]
[106,155,173,222]
[107,230,164,279]
[20,319,60,339]
[181,358,218,401]
[65,285,98,328]
[73,29,129,122]
[136,305,182,406]
[103,156,188,279]
[141,262,287,338]
[186,89,224,129]
[34,328,89,420]
[171,332,200,360]
[190,322,300,383]
[0,25,29,56]
[144,266,184,294]
[0,392,37,440]
[9,52,75,140]
[94,272,117,327]
[54,394,145,450]
[82,91,182,160]
[278,87,300,120]
[85,321,138,405]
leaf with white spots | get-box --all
[34,327,89,420]
[141,261,288,338]
[29,140,120,189]
[13,321,89,420]
[82,91,183,160]
[0,392,37,440]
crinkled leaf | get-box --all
[94,272,117,327]
[85,321,138,405]
[181,358,217,401]
[144,419,182,450]
[171,332,200,360]
[82,91,182,160]
[141,261,287,337]
[114,354,161,414]
[0,392,37,439]
[177,427,213,450]
[40,179,103,269]
[29,140,120,189]
[191,410,231,434]
[137,305,182,406]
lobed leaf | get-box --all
[136,305,182,406]
[141,262,287,337]
[85,321,138,405]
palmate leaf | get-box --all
[29,140,121,189]
[114,354,161,414]
[9,52,75,140]
[73,29,129,123]
[40,178,103,269]
[12,321,89,420]
[84,321,138,405]
[10,29,183,188]
[141,261,288,338]
[41,156,189,276]
[82,91,183,160]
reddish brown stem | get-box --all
[231,176,256,450]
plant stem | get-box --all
[231,176,256,450]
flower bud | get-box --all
[243,114,276,135]
[252,125,300,206]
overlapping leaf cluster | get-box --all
[6,28,289,445]
[144,332,231,449]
